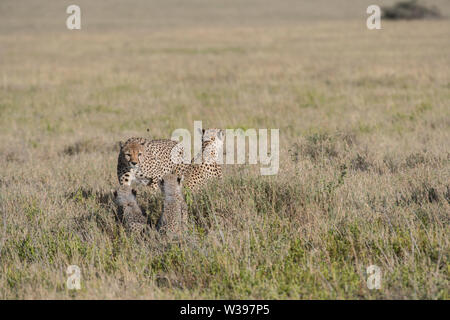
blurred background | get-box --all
[1,0,449,32]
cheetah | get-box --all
[175,128,224,192]
[156,173,188,235]
[117,137,184,190]
[112,185,148,234]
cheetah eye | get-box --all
[138,153,142,157]
[125,153,131,158]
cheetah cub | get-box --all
[156,174,188,235]
[112,185,148,234]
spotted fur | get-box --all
[117,137,184,190]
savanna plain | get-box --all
[0,0,449,299]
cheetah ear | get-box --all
[119,141,124,149]
[131,189,137,197]
[217,130,224,141]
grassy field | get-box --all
[0,0,449,299]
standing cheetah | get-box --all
[156,173,188,235]
[175,128,224,192]
[112,185,148,234]
[117,137,184,190]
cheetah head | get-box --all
[112,185,137,206]
[119,138,146,168]
[200,128,224,144]
[199,128,224,163]
[159,174,184,197]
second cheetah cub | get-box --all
[112,185,148,234]
[156,174,188,235]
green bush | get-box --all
[382,0,441,20]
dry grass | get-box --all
[0,0,449,299]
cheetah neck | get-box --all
[191,140,221,164]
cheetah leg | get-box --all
[156,213,166,233]
[181,202,188,229]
